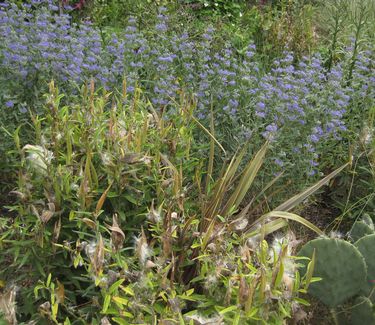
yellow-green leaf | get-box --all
[112,296,129,306]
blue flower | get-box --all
[5,100,14,108]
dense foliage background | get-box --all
[0,0,374,324]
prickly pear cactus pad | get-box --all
[355,234,375,301]
[351,296,375,325]
[298,238,367,308]
[349,216,374,242]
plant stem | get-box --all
[331,308,339,325]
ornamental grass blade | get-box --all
[257,211,324,236]
[201,152,243,232]
[222,142,268,217]
[262,218,289,236]
[190,114,226,155]
[275,162,349,212]
[205,105,215,194]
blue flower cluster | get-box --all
[1,0,374,178]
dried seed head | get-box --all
[101,152,112,166]
[360,124,374,145]
[240,245,251,262]
[329,231,343,239]
[236,219,248,231]
[0,286,17,325]
[101,317,111,325]
[186,314,224,325]
[271,234,287,257]
[23,144,54,175]
[282,273,294,297]
[9,190,27,201]
[91,235,105,276]
[147,201,161,223]
[38,301,51,317]
[204,274,218,289]
[135,228,151,265]
[168,297,181,313]
[145,260,157,269]
[246,235,260,250]
[70,183,79,191]
[239,276,250,306]
[109,214,125,252]
[85,241,97,258]
[206,243,217,252]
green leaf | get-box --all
[51,302,58,320]
[304,249,316,289]
[218,305,238,315]
[232,312,241,325]
[274,261,284,288]
[108,279,125,295]
[293,297,311,306]
[120,285,134,296]
[112,317,131,324]
[46,273,52,287]
[102,294,111,313]
[33,284,44,299]
[178,313,185,325]
[124,195,138,205]
[112,296,129,306]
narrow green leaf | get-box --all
[219,305,238,315]
[102,294,111,313]
[274,261,284,288]
[46,273,52,287]
[108,279,125,295]
[112,296,129,306]
[304,249,316,290]
[232,312,241,325]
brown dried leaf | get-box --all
[9,190,26,201]
[82,218,97,230]
[0,286,17,325]
[38,301,51,317]
[95,181,113,216]
[136,227,149,264]
[91,235,105,276]
[47,202,55,213]
[145,260,157,269]
[100,317,111,325]
[56,280,65,304]
[30,204,40,219]
[40,210,54,223]
[108,214,125,252]
[239,276,249,307]
[121,153,144,164]
[53,217,61,243]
